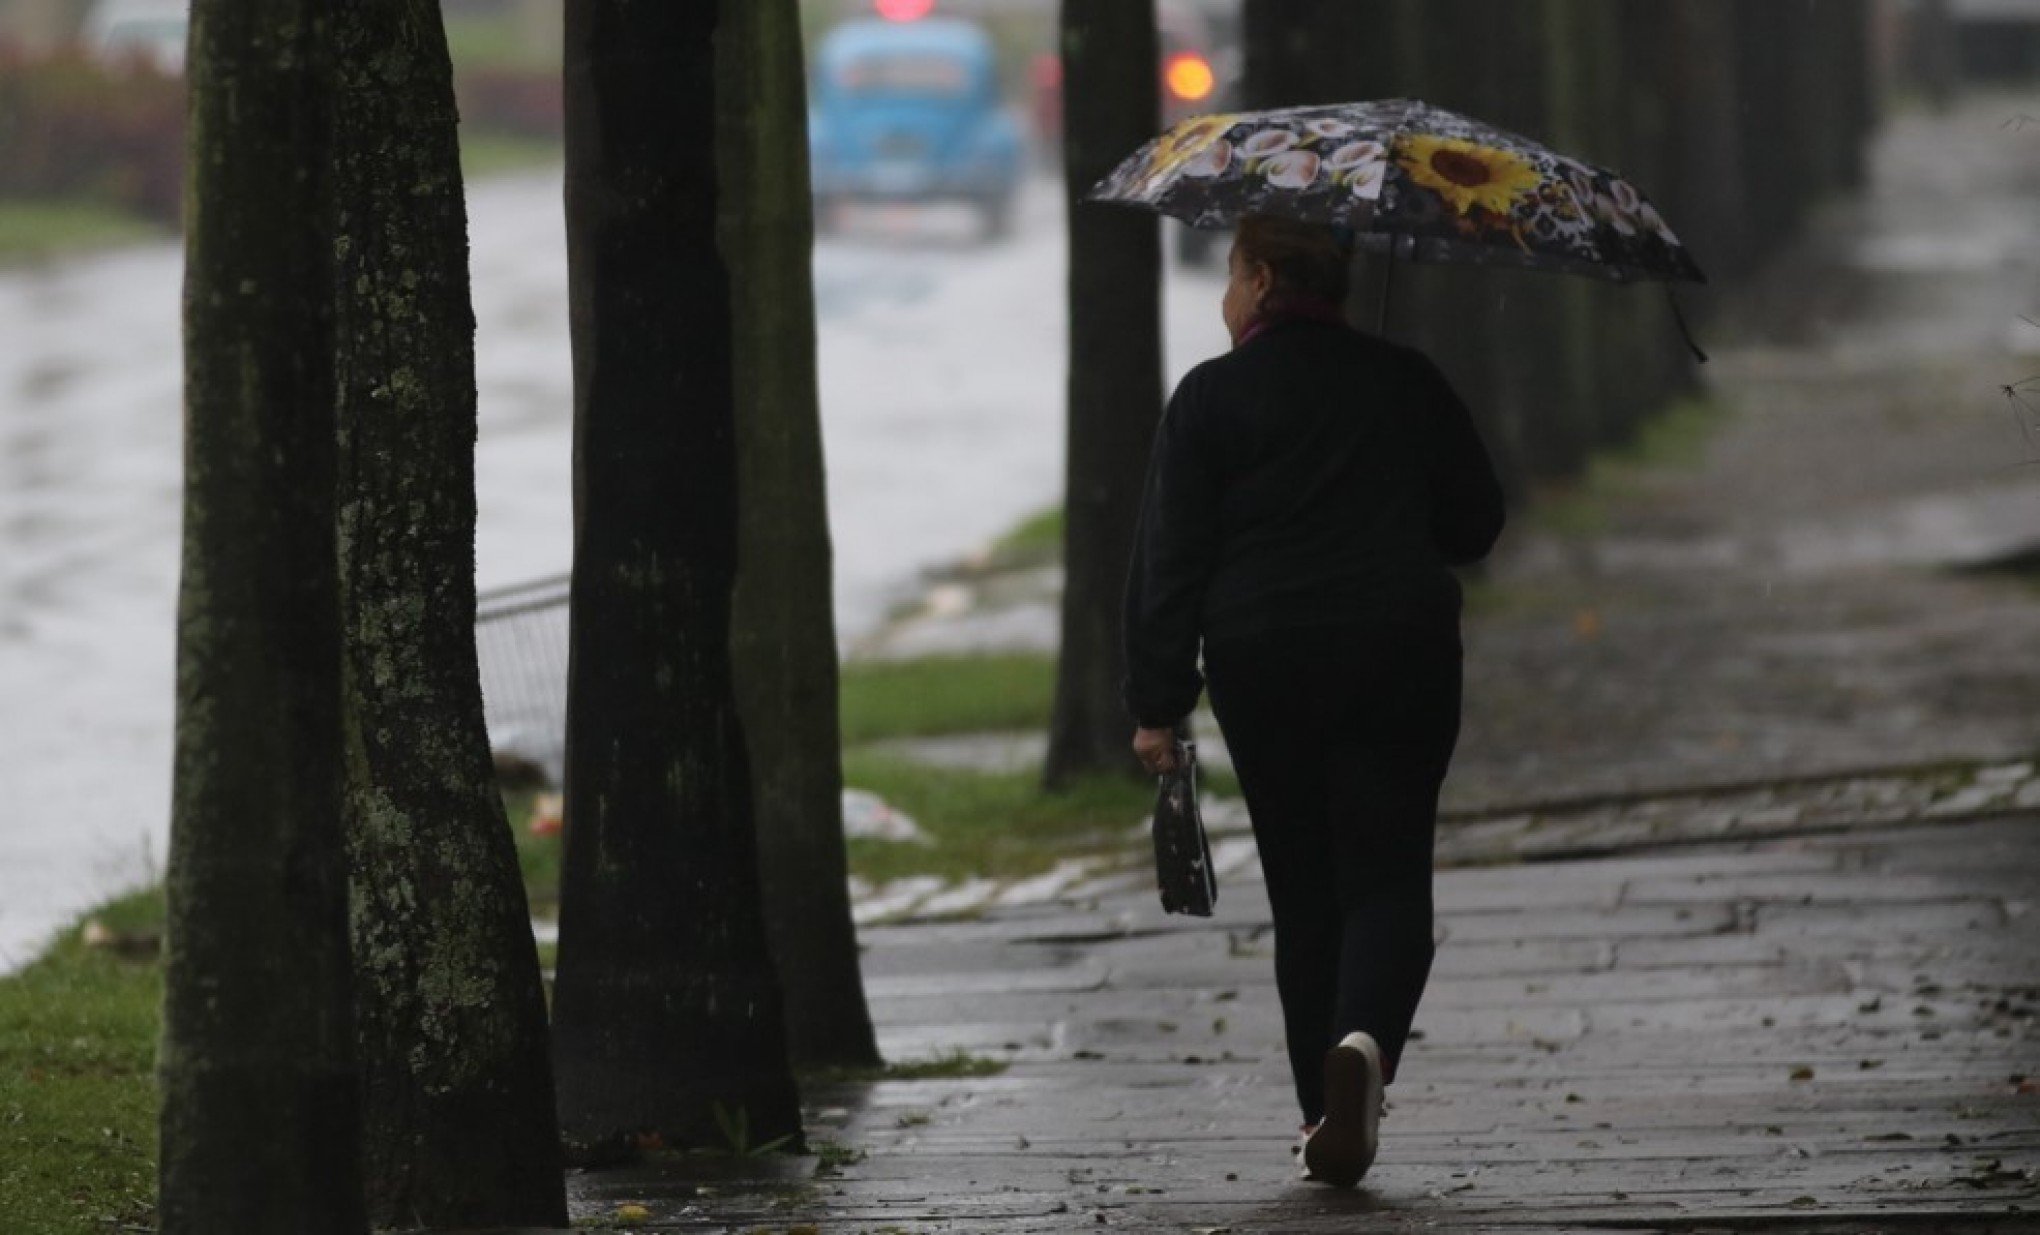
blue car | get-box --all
[810,18,1025,238]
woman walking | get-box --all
[1123,216,1505,1187]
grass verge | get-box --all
[805,1049,1009,1086]
[839,653,1056,745]
[446,11,557,71]
[502,789,562,913]
[9,742,1175,1225]
[979,505,1064,572]
[0,199,166,265]
[0,889,163,1235]
[510,742,1216,893]
[459,132,563,181]
[1529,396,1728,538]
[842,751,1181,885]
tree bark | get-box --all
[1244,0,1412,327]
[552,0,803,1150]
[1660,0,1750,281]
[1734,0,1801,265]
[718,0,881,1070]
[1044,0,1163,790]
[1243,0,1381,109]
[159,2,364,1230]
[1386,0,1530,497]
[328,2,567,1226]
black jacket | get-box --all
[1122,319,1506,729]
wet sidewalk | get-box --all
[555,804,2038,1233]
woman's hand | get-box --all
[1133,726,1179,776]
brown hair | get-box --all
[1234,215,1351,310]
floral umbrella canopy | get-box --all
[1090,98,1706,286]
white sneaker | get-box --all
[1290,1123,1318,1180]
[1302,1031,1383,1187]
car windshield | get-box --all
[837,54,970,97]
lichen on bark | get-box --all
[160,2,365,1231]
[329,1,565,1227]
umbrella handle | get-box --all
[1378,246,1396,336]
[1665,284,1710,365]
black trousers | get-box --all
[1204,619,1462,1126]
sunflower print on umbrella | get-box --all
[1398,135,1543,218]
[1089,98,1705,285]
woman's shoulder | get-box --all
[1174,327,1437,405]
[1169,348,1244,410]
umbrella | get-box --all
[1089,98,1708,349]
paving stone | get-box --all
[991,858,1098,908]
[1753,899,2009,937]
[715,818,2040,1233]
[1621,872,2001,907]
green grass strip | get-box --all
[985,506,1064,567]
[0,200,165,265]
[445,12,557,71]
[840,751,1155,885]
[0,890,163,1235]
[1531,395,1728,538]
[458,133,563,181]
[838,653,1056,746]
[806,1048,1010,1086]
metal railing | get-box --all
[475,573,572,784]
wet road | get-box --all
[0,170,1228,968]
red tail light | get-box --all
[876,0,935,20]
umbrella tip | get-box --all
[1665,285,1709,365]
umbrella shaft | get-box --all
[1378,248,1396,336]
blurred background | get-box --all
[0,0,2036,964]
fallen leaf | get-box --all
[615,1203,652,1223]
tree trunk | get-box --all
[1043,0,1162,790]
[552,0,803,1150]
[1243,0,1376,108]
[1388,0,1530,497]
[1244,0,1411,326]
[1834,1,1878,190]
[328,2,567,1226]
[1660,0,1750,281]
[1479,0,1578,482]
[1734,0,1801,265]
[718,0,881,1071]
[1914,0,1959,109]
[159,2,364,1231]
